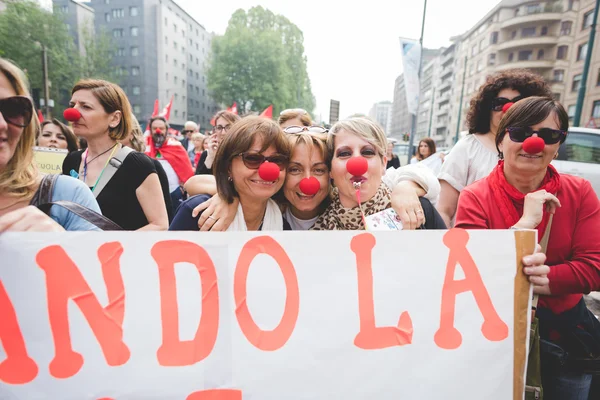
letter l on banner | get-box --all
[399,38,421,116]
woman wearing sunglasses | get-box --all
[0,58,101,232]
[170,116,291,231]
[456,97,600,400]
[195,110,241,175]
[278,108,312,129]
[437,69,552,227]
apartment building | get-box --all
[390,75,411,142]
[52,0,94,56]
[416,52,442,140]
[368,101,393,134]
[55,0,218,129]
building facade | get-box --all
[390,75,411,142]
[55,0,218,129]
[52,0,94,56]
[368,100,393,134]
[416,53,442,140]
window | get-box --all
[583,10,594,30]
[174,41,177,50]
[131,67,140,76]
[132,86,140,95]
[568,105,575,121]
[578,42,588,61]
[518,50,532,61]
[59,5,68,13]
[116,48,125,57]
[568,0,574,11]
[182,79,186,88]
[166,73,169,81]
[165,36,168,45]
[112,9,124,18]
[553,93,561,102]
[130,27,139,37]
[561,21,573,35]
[173,24,178,33]
[526,4,541,14]
[557,45,568,59]
[189,39,193,46]
[202,89,205,96]
[537,49,544,60]
[541,26,548,36]
[511,30,517,39]
[133,105,141,114]
[471,45,477,56]
[165,17,168,27]
[196,72,199,79]
[130,6,138,17]
[553,69,564,82]
[508,52,514,62]
[597,68,600,86]
[175,110,179,118]
[196,43,199,50]
[174,76,178,84]
[112,29,124,37]
[572,74,582,92]
[196,57,199,65]
[522,27,536,37]
[174,94,178,101]
[557,129,600,164]
[593,101,600,118]
[476,59,482,72]
[479,39,485,51]
[490,31,498,45]
[165,54,168,63]
[105,13,111,22]
[190,54,193,61]
[131,47,139,56]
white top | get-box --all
[187,140,195,153]
[284,208,319,231]
[437,134,498,192]
[157,159,180,192]
[382,163,441,205]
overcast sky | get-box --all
[176,0,502,120]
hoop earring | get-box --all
[498,152,504,160]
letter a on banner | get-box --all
[435,229,509,349]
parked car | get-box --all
[552,127,600,196]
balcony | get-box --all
[437,92,450,105]
[497,35,558,51]
[500,13,562,30]
[438,80,452,93]
[441,52,455,67]
[496,59,555,71]
[440,66,453,80]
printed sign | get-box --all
[33,147,68,175]
[0,230,534,399]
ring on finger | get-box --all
[416,209,423,214]
[207,216,217,220]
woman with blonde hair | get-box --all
[278,108,312,129]
[62,79,168,230]
[0,58,101,231]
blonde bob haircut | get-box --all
[127,114,145,152]
[71,79,132,141]
[0,58,39,200]
[278,109,312,127]
[287,132,329,166]
[327,117,388,162]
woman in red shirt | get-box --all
[456,96,600,400]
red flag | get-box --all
[159,95,174,121]
[227,102,238,115]
[151,99,159,117]
[37,109,44,123]
[259,105,273,119]
[210,116,216,126]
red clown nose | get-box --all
[258,162,280,181]
[63,108,81,122]
[155,128,162,134]
[502,102,514,114]
[522,136,545,154]
[299,176,320,196]
[346,157,368,176]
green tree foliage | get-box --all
[0,0,117,119]
[207,6,315,117]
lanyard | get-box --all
[82,144,119,192]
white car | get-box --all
[552,127,600,196]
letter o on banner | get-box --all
[234,236,299,351]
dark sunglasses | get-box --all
[491,96,525,111]
[237,152,289,170]
[181,129,194,134]
[0,96,34,128]
[283,125,328,134]
[506,126,567,145]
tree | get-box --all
[207,7,315,117]
[79,25,120,84]
[0,0,117,119]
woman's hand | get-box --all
[391,181,426,230]
[192,194,238,231]
[204,135,219,168]
[523,244,551,295]
[514,190,561,230]
[0,206,65,232]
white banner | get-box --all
[400,37,421,115]
[0,230,532,400]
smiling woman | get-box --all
[37,119,79,153]
[170,116,292,231]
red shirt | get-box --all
[456,174,600,314]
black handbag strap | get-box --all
[29,174,59,207]
[37,201,123,231]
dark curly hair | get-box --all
[466,69,552,135]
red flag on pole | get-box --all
[159,95,174,121]
[227,102,238,115]
[259,105,273,119]
[37,109,44,123]
[151,99,159,117]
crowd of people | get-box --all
[0,55,599,399]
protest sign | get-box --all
[33,147,68,175]
[0,229,534,400]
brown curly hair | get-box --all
[466,69,552,135]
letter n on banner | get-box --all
[152,240,219,366]
[351,233,413,349]
[435,229,509,349]
[36,243,129,379]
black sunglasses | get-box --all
[506,126,567,145]
[181,129,194,134]
[0,96,34,128]
[491,96,525,111]
[237,152,288,170]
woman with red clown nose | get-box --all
[169,117,292,231]
[456,97,600,400]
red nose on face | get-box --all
[299,176,320,196]
[258,161,280,181]
[155,128,162,134]
[522,136,545,154]
[63,108,81,122]
[346,156,368,176]
[502,102,514,114]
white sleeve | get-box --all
[437,137,471,192]
[382,164,441,205]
